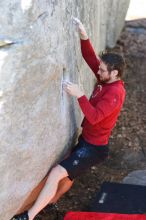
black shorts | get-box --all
[59,136,109,180]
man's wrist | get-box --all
[77,92,84,99]
[80,34,88,40]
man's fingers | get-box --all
[63,83,73,93]
[62,81,73,85]
[63,84,71,90]
[72,17,81,25]
[64,87,72,95]
[63,85,70,93]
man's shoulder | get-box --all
[102,83,125,98]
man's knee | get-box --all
[50,165,68,180]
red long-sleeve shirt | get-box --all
[78,39,126,145]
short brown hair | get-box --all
[99,52,125,78]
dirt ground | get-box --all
[35,18,146,220]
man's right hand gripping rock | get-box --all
[72,17,88,40]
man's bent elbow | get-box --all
[88,118,99,126]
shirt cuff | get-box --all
[80,38,89,43]
[77,95,88,103]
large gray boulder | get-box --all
[0,1,130,219]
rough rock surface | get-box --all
[0,1,130,219]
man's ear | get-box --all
[112,70,118,78]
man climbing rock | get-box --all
[11,18,126,220]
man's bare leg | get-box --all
[28,165,68,220]
[50,177,74,204]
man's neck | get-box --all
[106,78,121,84]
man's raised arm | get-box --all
[72,17,100,79]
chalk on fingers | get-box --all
[72,17,81,25]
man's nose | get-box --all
[97,69,100,75]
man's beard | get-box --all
[99,75,111,84]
